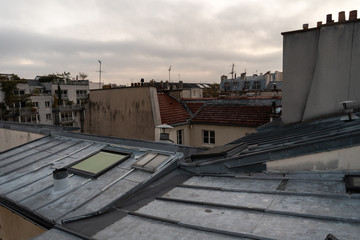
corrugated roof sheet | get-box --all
[157,93,191,125]
[191,105,272,126]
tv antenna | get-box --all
[98,60,102,89]
[229,63,235,79]
[168,65,172,82]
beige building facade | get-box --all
[84,87,161,141]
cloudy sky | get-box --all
[0,0,358,85]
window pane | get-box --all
[133,152,157,167]
[70,151,127,175]
[143,154,169,171]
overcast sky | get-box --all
[0,0,358,85]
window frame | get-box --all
[67,147,131,178]
[203,130,215,144]
[132,152,171,173]
[177,129,184,145]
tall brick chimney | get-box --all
[338,11,346,22]
[349,10,357,20]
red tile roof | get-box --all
[158,93,191,125]
[191,105,272,127]
[185,102,204,114]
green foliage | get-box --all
[38,74,58,82]
[1,80,18,106]
[38,72,72,83]
[203,83,220,98]
[79,72,88,80]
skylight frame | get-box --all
[132,152,171,173]
[67,147,131,178]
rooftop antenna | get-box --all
[229,63,235,79]
[168,65,172,82]
[98,60,102,89]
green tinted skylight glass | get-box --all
[69,150,129,178]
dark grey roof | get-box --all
[181,113,360,173]
[93,172,360,240]
[0,134,185,227]
[27,79,42,87]
[266,81,283,90]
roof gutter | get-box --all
[0,196,54,230]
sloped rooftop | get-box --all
[0,133,187,227]
[157,93,191,125]
[191,105,272,127]
[185,102,204,115]
[94,172,360,240]
[181,113,360,174]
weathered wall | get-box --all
[0,205,45,240]
[282,29,319,124]
[282,20,360,124]
[189,124,256,148]
[84,87,161,141]
[0,128,44,152]
[267,145,360,171]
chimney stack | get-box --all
[317,21,322,27]
[326,14,334,24]
[349,10,357,21]
[338,11,346,22]
[302,24,309,30]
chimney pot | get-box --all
[302,23,309,30]
[317,21,322,27]
[339,11,346,22]
[326,14,334,24]
[349,10,357,20]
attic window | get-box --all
[68,148,130,178]
[132,152,170,172]
[344,175,360,193]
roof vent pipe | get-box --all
[340,101,359,121]
[53,168,70,192]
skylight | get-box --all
[68,148,130,178]
[132,152,170,172]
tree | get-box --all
[203,83,220,98]
[79,72,88,80]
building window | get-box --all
[253,81,260,90]
[203,130,215,144]
[45,101,51,107]
[68,148,131,178]
[177,129,184,145]
[244,82,250,89]
[46,114,52,120]
[33,102,39,108]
